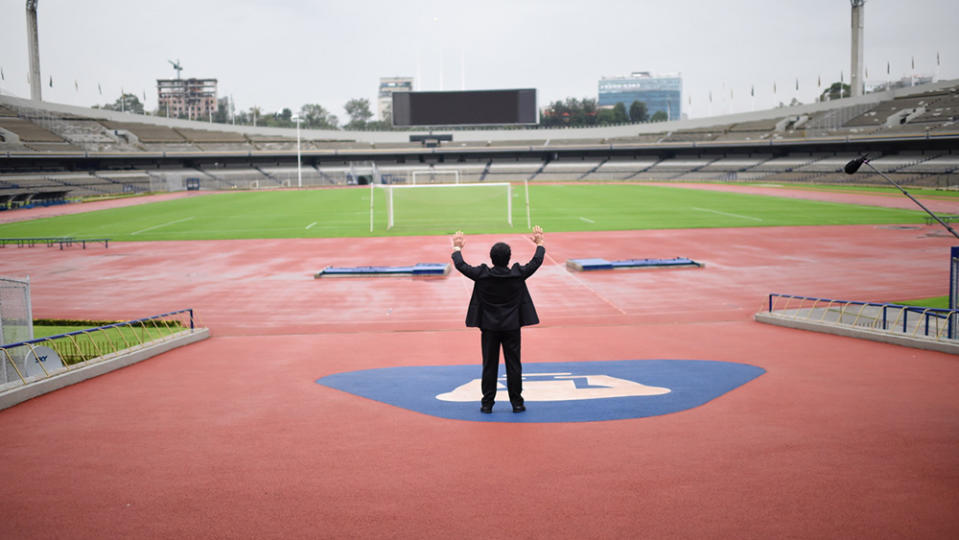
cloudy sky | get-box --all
[1,0,957,121]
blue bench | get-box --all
[566,257,703,272]
[315,263,450,278]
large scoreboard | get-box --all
[392,89,537,127]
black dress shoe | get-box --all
[512,404,526,413]
[480,405,493,414]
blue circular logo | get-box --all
[317,359,765,423]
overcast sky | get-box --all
[1,0,957,121]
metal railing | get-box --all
[766,293,958,341]
[1,308,197,387]
[0,237,110,249]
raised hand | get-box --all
[452,230,465,249]
[530,225,544,246]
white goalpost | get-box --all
[373,182,512,230]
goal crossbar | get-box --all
[374,182,512,230]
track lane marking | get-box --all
[528,236,627,315]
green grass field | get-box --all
[895,295,949,309]
[34,324,181,341]
[0,184,927,241]
[28,324,184,366]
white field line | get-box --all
[579,216,595,223]
[690,207,763,222]
[130,216,195,235]
[306,221,318,230]
[528,236,627,315]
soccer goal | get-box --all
[411,169,460,184]
[372,182,512,231]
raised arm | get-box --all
[520,225,545,277]
[530,225,544,247]
[451,230,482,280]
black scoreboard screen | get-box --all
[392,89,537,127]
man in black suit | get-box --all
[451,226,545,414]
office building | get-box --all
[378,77,414,121]
[157,78,218,120]
[598,72,682,121]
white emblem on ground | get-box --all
[435,372,671,402]
[22,345,65,378]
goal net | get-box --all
[0,277,33,347]
[1,276,33,385]
[373,183,512,231]
[411,169,460,184]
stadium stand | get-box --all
[844,92,944,129]
[99,121,189,148]
[0,116,68,145]
[699,156,768,172]
[535,160,604,181]
[485,161,542,181]
[590,159,660,181]
[246,134,298,151]
[720,119,781,141]
[1,80,958,205]
[661,127,722,142]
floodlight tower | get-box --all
[25,0,42,101]
[850,0,865,97]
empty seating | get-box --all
[101,121,186,143]
[0,117,65,142]
[175,127,247,143]
[536,161,601,181]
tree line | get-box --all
[96,94,388,130]
[539,98,667,127]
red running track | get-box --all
[1,212,958,537]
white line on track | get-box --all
[306,221,317,230]
[130,216,195,235]
[579,216,595,223]
[529,237,627,315]
[690,207,763,222]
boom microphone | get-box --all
[843,154,959,239]
[844,154,869,174]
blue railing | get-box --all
[1,308,195,350]
[767,293,958,341]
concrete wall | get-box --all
[0,329,210,411]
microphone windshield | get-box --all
[844,156,867,175]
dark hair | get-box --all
[490,242,511,267]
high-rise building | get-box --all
[157,78,218,120]
[598,72,682,121]
[378,77,414,121]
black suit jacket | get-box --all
[451,245,545,330]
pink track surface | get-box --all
[1,196,958,537]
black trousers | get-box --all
[480,328,523,407]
